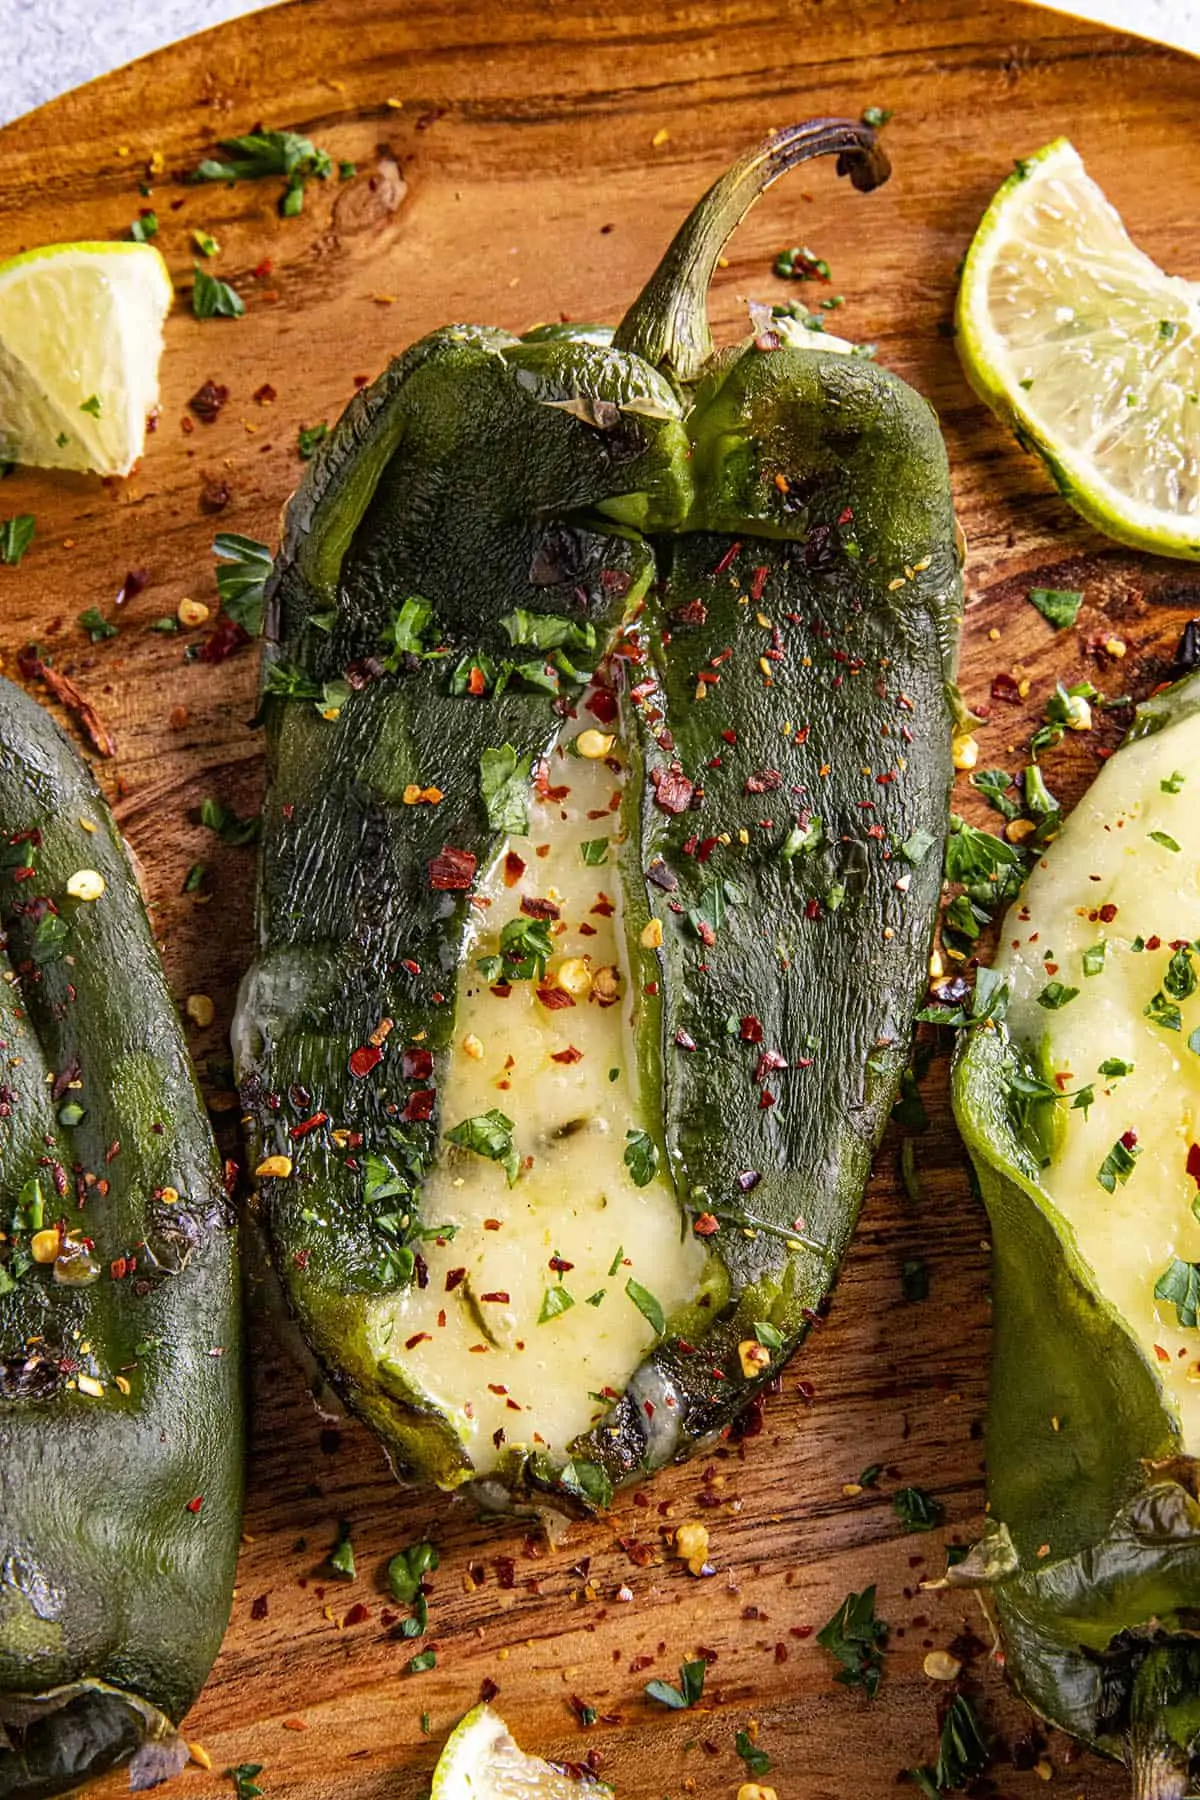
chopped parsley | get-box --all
[328,1523,355,1579]
[226,1766,264,1800]
[1099,1057,1134,1080]
[1027,586,1083,629]
[1031,680,1096,757]
[1145,991,1183,1033]
[191,128,334,215]
[909,1693,991,1795]
[897,826,936,866]
[1036,981,1078,1010]
[538,1285,575,1323]
[386,1540,438,1637]
[1162,770,1187,794]
[192,267,245,320]
[129,211,158,241]
[1155,1258,1200,1328]
[199,794,262,848]
[406,1649,437,1674]
[754,1320,785,1350]
[623,1129,659,1187]
[861,105,893,128]
[79,394,102,417]
[580,837,609,865]
[297,422,329,460]
[382,596,439,664]
[644,1659,706,1710]
[477,915,553,984]
[817,1586,887,1696]
[479,744,532,834]
[892,1486,944,1532]
[0,514,35,566]
[735,1729,771,1777]
[1150,830,1182,853]
[1081,942,1107,977]
[445,1109,519,1186]
[78,606,118,642]
[499,609,597,654]
[191,228,220,257]
[969,767,1020,821]
[625,1277,665,1335]
[214,533,273,635]
[1097,1135,1140,1193]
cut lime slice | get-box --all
[0,242,172,477]
[431,1705,608,1799]
[956,138,1200,558]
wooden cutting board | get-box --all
[2,2,1197,1794]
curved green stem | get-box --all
[612,117,890,382]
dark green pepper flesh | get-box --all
[0,678,243,1798]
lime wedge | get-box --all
[956,139,1200,558]
[0,242,172,477]
[431,1705,608,1799]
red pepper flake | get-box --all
[579,922,597,936]
[401,957,421,976]
[406,1332,432,1350]
[591,894,616,917]
[185,1496,204,1514]
[484,1219,502,1231]
[537,987,576,1010]
[199,617,251,663]
[713,540,742,577]
[721,729,738,745]
[1121,1130,1139,1150]
[291,1111,328,1138]
[401,1088,436,1123]
[481,1291,511,1304]
[695,836,719,863]
[675,1029,697,1051]
[479,1677,500,1704]
[1099,903,1119,923]
[552,1046,583,1064]
[650,767,695,815]
[990,672,1022,705]
[521,895,561,920]
[749,565,769,602]
[745,770,782,794]
[254,382,277,404]
[754,1049,788,1082]
[672,599,708,626]
[1187,1144,1200,1188]
[188,380,229,422]
[110,1256,128,1280]
[837,506,854,525]
[587,687,618,724]
[348,1044,383,1079]
[250,1593,269,1621]
[760,1090,777,1109]
[1147,935,1162,951]
[429,847,477,890]
[804,898,822,920]
[403,1047,434,1081]
[445,1268,466,1291]
[503,851,526,886]
[693,1212,720,1237]
[740,1016,765,1044]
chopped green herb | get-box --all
[31,912,69,964]
[191,228,220,257]
[1027,586,1083,629]
[774,244,831,281]
[0,514,35,566]
[909,1693,991,1795]
[1082,942,1106,978]
[445,1109,519,1186]
[892,1486,944,1532]
[263,662,324,703]
[199,796,262,846]
[1145,990,1183,1032]
[1099,1057,1134,1080]
[328,1523,355,1579]
[78,607,118,642]
[1155,1258,1200,1328]
[1030,680,1097,758]
[191,128,334,216]
[623,1129,659,1188]
[969,767,1020,820]
[499,609,597,653]
[753,1320,785,1350]
[386,1539,438,1637]
[1162,770,1187,794]
[1098,1135,1141,1193]
[1150,830,1182,853]
[192,267,245,320]
[486,915,553,983]
[130,211,158,242]
[479,744,532,834]
[580,837,609,865]
[1037,981,1078,1010]
[406,1649,436,1674]
[608,1245,624,1277]
[226,1765,264,1800]
[817,1586,887,1696]
[539,1285,575,1323]
[214,533,273,636]
[857,1462,883,1489]
[585,1289,605,1306]
[339,160,357,181]
[625,1277,665,1336]
[297,422,329,460]
[183,862,209,894]
[79,394,102,418]
[898,826,936,865]
[382,596,437,663]
[735,1729,771,1777]
[149,615,180,633]
[644,1659,706,1710]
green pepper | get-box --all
[236,117,963,1509]
[0,678,242,1799]
[953,670,1200,1798]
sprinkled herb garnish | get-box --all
[1082,942,1107,977]
[79,394,102,418]
[445,1109,519,1186]
[608,1245,624,1277]
[0,514,34,565]
[861,105,893,128]
[191,128,333,214]
[1031,680,1096,757]
[538,1285,575,1323]
[1145,990,1183,1033]
[191,228,220,257]
[1027,586,1083,629]
[406,1648,437,1674]
[774,244,831,281]
[1098,1133,1140,1193]
[909,1693,991,1796]
[1155,1258,1200,1328]
[1149,830,1182,853]
[1162,770,1187,794]
[213,534,273,636]
[499,609,597,654]
[78,607,118,642]
[817,1586,887,1695]
[970,767,1020,820]
[754,1320,785,1350]
[1037,981,1078,1010]
[226,1765,264,1800]
[478,915,553,984]
[386,1540,438,1637]
[479,744,533,834]
[898,826,936,865]
[625,1277,665,1335]
[130,211,158,241]
[328,1522,355,1578]
[580,837,609,865]
[623,1129,659,1187]
[735,1729,771,1777]
[645,1659,706,1710]
[192,267,245,320]
[1099,1057,1134,1080]
[200,796,261,846]
[892,1486,944,1532]
[297,422,329,460]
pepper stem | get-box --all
[612,118,890,383]
[1129,1647,1200,1800]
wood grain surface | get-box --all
[2,1,1197,1794]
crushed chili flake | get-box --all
[990,672,1022,705]
[740,1016,765,1044]
[401,1089,436,1123]
[537,987,576,1010]
[446,1268,466,1291]
[467,666,487,696]
[188,380,229,422]
[481,1291,511,1305]
[693,1212,720,1237]
[675,1029,697,1051]
[199,617,250,663]
[291,1111,328,1138]
[745,769,782,794]
[672,599,708,626]
[185,1496,204,1514]
[429,847,477,890]
[713,540,742,577]
[403,1047,434,1081]
[651,766,695,815]
[503,851,526,886]
[1187,1144,1200,1188]
[521,895,560,920]
[406,1332,432,1350]
[348,1044,384,1079]
[754,1049,788,1081]
[591,894,616,917]
[587,687,618,724]
[552,1046,583,1064]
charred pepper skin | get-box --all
[952,673,1200,1800]
[237,119,963,1508]
[0,678,242,1799]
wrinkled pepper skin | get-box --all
[236,119,963,1508]
[953,674,1200,1800]
[0,678,242,1799]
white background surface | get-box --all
[0,0,1196,128]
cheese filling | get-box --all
[367,718,705,1472]
[996,710,1200,1448]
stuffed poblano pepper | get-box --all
[235,118,963,1510]
[0,678,242,1799]
[953,670,1200,1799]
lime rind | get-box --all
[0,241,172,477]
[432,1704,609,1799]
[956,138,1200,558]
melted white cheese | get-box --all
[367,723,704,1473]
[996,710,1200,1448]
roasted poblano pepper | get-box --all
[0,678,242,1799]
[236,119,963,1510]
[953,671,1200,1799]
